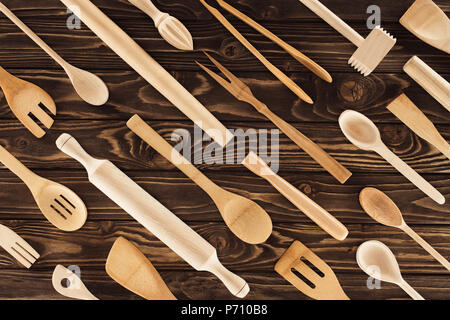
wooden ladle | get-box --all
[359,187,450,271]
[356,240,425,300]
[339,110,445,205]
[127,115,273,244]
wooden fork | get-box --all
[0,66,56,138]
[196,52,351,184]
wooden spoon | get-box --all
[106,237,176,300]
[127,115,272,244]
[0,2,109,106]
[0,145,87,231]
[357,240,425,300]
[359,187,450,271]
[339,110,445,205]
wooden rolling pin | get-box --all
[59,0,232,147]
[55,133,249,298]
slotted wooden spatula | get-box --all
[275,240,349,300]
[106,237,176,300]
[0,65,55,138]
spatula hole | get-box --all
[300,257,325,278]
[60,194,76,209]
[50,204,67,220]
[61,278,71,288]
[55,198,72,216]
[291,268,316,289]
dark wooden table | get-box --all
[0,0,448,300]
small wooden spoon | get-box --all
[357,240,424,300]
[106,237,176,300]
[127,115,272,244]
[0,2,109,106]
[339,110,445,205]
[359,187,450,271]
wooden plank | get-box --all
[0,19,448,73]
[0,70,449,124]
[0,221,449,275]
[0,120,449,173]
[1,0,448,22]
[0,170,448,224]
[0,269,448,300]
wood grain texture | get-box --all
[0,0,448,300]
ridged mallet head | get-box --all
[349,26,396,76]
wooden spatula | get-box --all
[400,0,450,54]
[106,237,176,300]
[387,94,450,160]
[0,65,55,138]
[275,240,349,300]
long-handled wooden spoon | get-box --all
[387,93,450,160]
[0,2,109,106]
[357,240,425,300]
[339,110,445,204]
[0,145,87,231]
[127,115,273,244]
[216,0,332,83]
[106,237,176,300]
[359,187,450,271]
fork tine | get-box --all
[15,238,40,261]
[203,52,248,88]
[21,115,46,138]
[31,106,54,129]
[196,60,233,91]
[39,94,56,115]
[6,245,33,268]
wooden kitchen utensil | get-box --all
[359,187,450,271]
[128,0,193,50]
[200,0,313,104]
[0,224,40,268]
[400,0,450,54]
[242,152,348,241]
[275,240,349,300]
[0,145,87,231]
[52,265,99,300]
[197,52,351,184]
[299,0,396,76]
[127,115,272,244]
[338,110,445,204]
[56,133,249,298]
[0,2,108,106]
[106,237,177,300]
[387,94,450,160]
[216,0,332,83]
[0,66,55,138]
[59,0,232,148]
[403,56,450,112]
[357,240,425,300]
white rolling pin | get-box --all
[56,133,249,298]
[60,0,232,147]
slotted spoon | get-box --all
[0,145,87,231]
[0,224,40,268]
[0,66,55,138]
